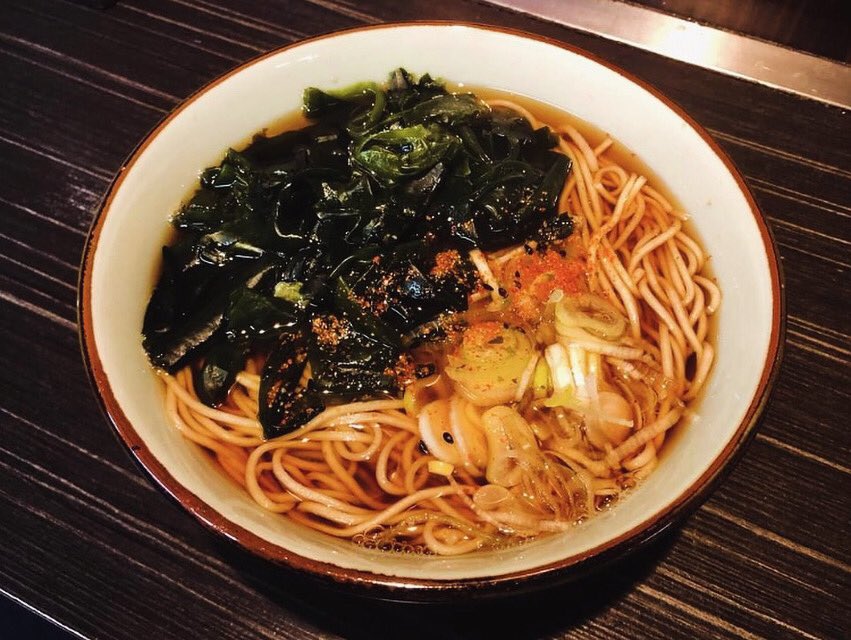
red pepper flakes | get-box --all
[461,321,504,349]
[311,315,349,347]
[501,248,587,322]
[390,352,419,387]
[430,249,462,279]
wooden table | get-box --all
[2,1,848,638]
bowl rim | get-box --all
[78,20,785,599]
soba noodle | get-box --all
[160,98,718,555]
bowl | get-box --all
[79,22,783,599]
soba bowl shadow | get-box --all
[214,528,678,638]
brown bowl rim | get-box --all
[78,21,785,600]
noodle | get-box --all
[160,96,719,556]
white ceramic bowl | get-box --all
[80,23,783,598]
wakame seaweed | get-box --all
[143,70,574,438]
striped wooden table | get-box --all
[1,1,848,638]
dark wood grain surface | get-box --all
[1,1,849,638]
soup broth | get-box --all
[146,71,720,555]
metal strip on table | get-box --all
[485,0,851,109]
